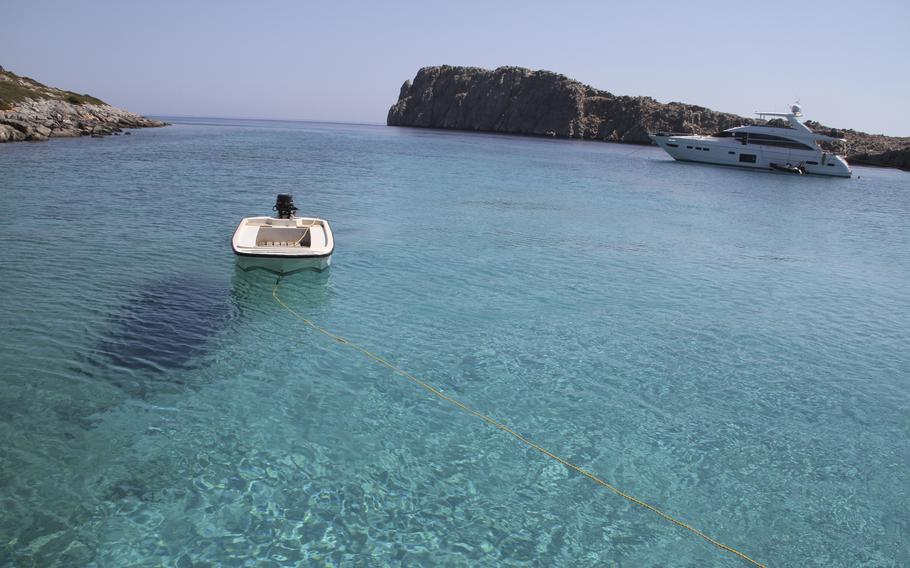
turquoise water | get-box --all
[1,118,908,567]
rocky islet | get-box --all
[389,65,910,171]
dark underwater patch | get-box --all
[91,276,233,385]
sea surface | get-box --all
[1,118,908,567]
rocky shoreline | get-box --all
[389,66,910,171]
[0,98,167,142]
[0,65,166,143]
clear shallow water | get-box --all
[1,118,908,567]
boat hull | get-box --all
[650,134,852,177]
[231,215,334,275]
[235,253,331,275]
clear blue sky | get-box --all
[6,0,910,135]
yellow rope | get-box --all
[293,218,321,246]
[272,283,766,567]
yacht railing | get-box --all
[652,131,712,137]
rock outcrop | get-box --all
[0,66,166,143]
[805,121,910,170]
[389,66,910,171]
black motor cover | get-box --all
[274,194,298,218]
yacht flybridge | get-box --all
[232,194,334,274]
[650,104,851,177]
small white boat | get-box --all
[232,194,334,274]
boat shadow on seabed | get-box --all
[71,268,329,405]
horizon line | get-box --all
[146,114,387,127]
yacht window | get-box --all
[667,143,678,147]
[806,160,818,165]
[728,151,735,155]
[746,133,814,150]
[687,145,693,149]
[703,148,709,151]
[739,154,757,163]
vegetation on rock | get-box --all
[0,65,165,143]
[0,67,105,110]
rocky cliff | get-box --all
[388,66,910,171]
[0,65,166,142]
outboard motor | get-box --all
[273,194,298,219]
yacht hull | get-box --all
[651,134,852,177]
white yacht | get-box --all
[650,104,851,177]
[232,194,334,274]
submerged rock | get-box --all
[89,277,233,397]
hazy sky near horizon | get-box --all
[6,0,910,135]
